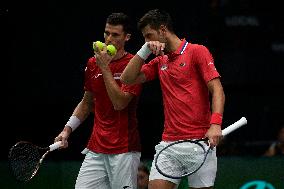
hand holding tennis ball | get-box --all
[93,41,117,56]
[93,41,105,52]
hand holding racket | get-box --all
[8,141,62,182]
[154,117,247,179]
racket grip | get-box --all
[49,141,62,151]
[222,117,247,136]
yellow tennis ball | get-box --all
[93,41,105,52]
[107,44,117,56]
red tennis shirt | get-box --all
[142,39,220,141]
[84,53,142,154]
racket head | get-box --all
[154,139,210,179]
[8,141,49,182]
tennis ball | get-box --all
[93,41,105,52]
[107,44,117,56]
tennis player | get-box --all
[121,9,225,189]
[54,12,142,189]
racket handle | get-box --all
[49,141,62,151]
[222,117,247,136]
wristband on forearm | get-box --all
[210,113,223,126]
[66,115,81,132]
[136,42,152,60]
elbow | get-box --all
[120,75,134,85]
[112,98,128,111]
[120,76,127,84]
[113,103,127,111]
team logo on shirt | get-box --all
[208,61,216,70]
[160,64,168,70]
[94,73,102,78]
[113,73,121,80]
[179,62,186,67]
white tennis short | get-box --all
[149,141,217,188]
[75,149,141,189]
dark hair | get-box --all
[138,9,174,32]
[138,163,150,175]
[106,12,132,34]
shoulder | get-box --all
[87,56,96,65]
[84,56,97,71]
[188,43,213,60]
[189,43,210,53]
[124,53,134,62]
[115,53,134,66]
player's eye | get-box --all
[104,32,110,37]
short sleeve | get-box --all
[193,45,220,83]
[141,57,160,81]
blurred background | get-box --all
[2,0,284,188]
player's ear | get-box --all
[125,33,131,41]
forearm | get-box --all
[55,92,93,145]
[120,55,145,84]
[100,66,130,110]
[210,88,225,127]
[72,100,91,122]
[208,78,225,114]
[121,42,152,84]
[208,78,225,127]
[211,88,225,115]
[65,102,90,131]
[65,92,93,131]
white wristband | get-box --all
[66,115,81,132]
[136,42,152,60]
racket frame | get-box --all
[154,117,247,179]
[8,141,51,182]
[154,138,210,179]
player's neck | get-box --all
[112,50,127,61]
[166,35,182,53]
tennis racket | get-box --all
[8,141,62,182]
[154,117,247,179]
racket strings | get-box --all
[156,142,207,178]
[9,142,41,181]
